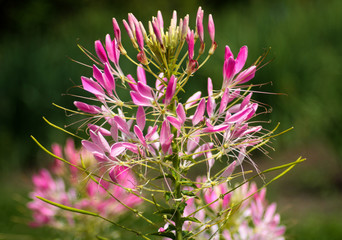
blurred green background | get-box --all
[1,0,342,239]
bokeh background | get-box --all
[1,0,342,239]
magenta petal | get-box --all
[164,75,177,106]
[196,7,204,43]
[104,63,115,94]
[81,76,105,97]
[160,120,173,154]
[135,22,144,50]
[192,98,206,126]
[137,65,147,84]
[221,161,237,178]
[88,124,111,136]
[224,45,233,61]
[93,152,108,162]
[226,107,252,124]
[207,77,213,96]
[208,14,215,43]
[207,96,215,118]
[110,142,126,158]
[95,40,108,63]
[186,30,195,60]
[123,19,134,40]
[167,116,181,131]
[82,140,104,154]
[145,125,158,141]
[93,65,104,85]
[105,34,114,62]
[185,91,202,110]
[127,74,138,91]
[152,18,163,44]
[176,103,186,124]
[136,106,146,130]
[137,82,153,100]
[74,101,101,114]
[240,93,252,110]
[235,65,256,85]
[112,18,121,43]
[235,45,248,74]
[204,120,230,133]
[157,11,164,30]
[224,57,236,82]
[134,125,147,147]
[187,134,200,153]
[113,116,131,135]
[122,142,139,154]
[130,91,152,106]
[219,87,230,114]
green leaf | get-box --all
[154,208,176,215]
[181,190,196,197]
[149,231,175,239]
[36,196,99,217]
[181,216,201,224]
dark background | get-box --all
[1,0,342,239]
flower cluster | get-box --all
[76,7,261,187]
[29,6,293,240]
[178,180,285,240]
[28,139,142,236]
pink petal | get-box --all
[95,40,108,63]
[208,14,215,43]
[207,77,213,96]
[103,63,115,94]
[235,65,256,85]
[224,45,233,61]
[226,107,253,124]
[82,140,104,154]
[192,98,206,126]
[167,116,181,131]
[185,91,202,110]
[221,161,237,178]
[105,34,114,63]
[135,21,144,50]
[240,93,252,110]
[137,82,153,100]
[160,120,173,154]
[92,65,104,86]
[223,57,236,82]
[74,101,101,114]
[113,116,131,136]
[134,125,147,147]
[137,65,146,84]
[127,74,138,91]
[176,103,186,124]
[110,142,126,158]
[136,106,146,130]
[130,91,152,106]
[88,124,111,136]
[164,75,177,106]
[196,7,204,43]
[235,45,248,73]
[112,18,121,43]
[123,19,134,40]
[219,87,230,114]
[81,76,105,97]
